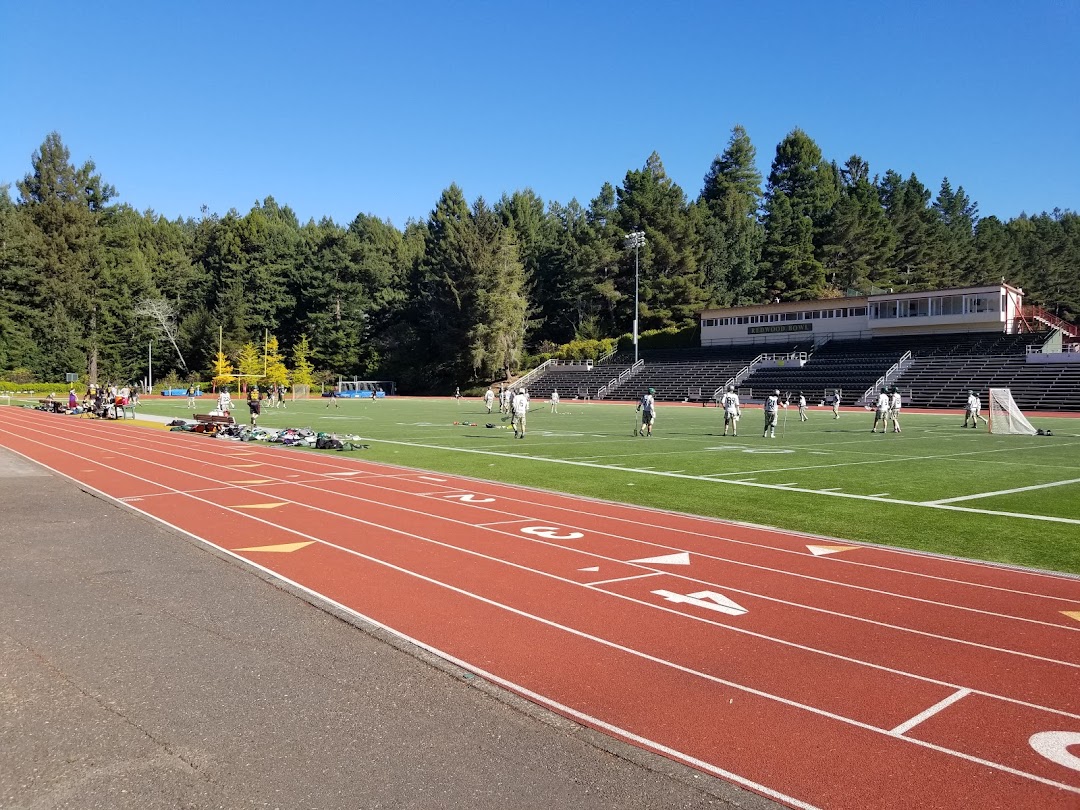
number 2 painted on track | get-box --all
[442,494,495,503]
[652,589,748,616]
[520,526,584,540]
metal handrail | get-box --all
[597,359,644,399]
[1023,305,1079,337]
[860,351,912,404]
[511,359,554,391]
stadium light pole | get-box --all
[624,230,646,364]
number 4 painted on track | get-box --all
[652,590,748,617]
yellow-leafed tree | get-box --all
[263,335,290,388]
[236,342,262,393]
[211,351,236,392]
[290,334,316,387]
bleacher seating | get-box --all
[605,344,803,402]
[893,355,1080,411]
[525,365,634,401]
[521,331,1076,410]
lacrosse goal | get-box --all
[988,388,1037,435]
[291,384,311,401]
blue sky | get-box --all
[1,1,1076,228]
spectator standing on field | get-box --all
[483,387,495,413]
[721,385,741,436]
[763,390,779,438]
[831,389,841,419]
[550,389,559,413]
[637,388,656,437]
[798,392,808,422]
[186,385,196,409]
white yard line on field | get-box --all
[925,477,1080,504]
[370,438,1080,525]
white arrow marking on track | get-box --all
[631,551,690,566]
[652,590,747,616]
[807,544,860,557]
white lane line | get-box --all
[866,493,891,497]
[474,519,528,527]
[8,422,1080,694]
[121,419,1080,597]
[11,441,1074,798]
[418,475,446,482]
[926,477,1080,504]
[363,438,1080,525]
[818,487,842,492]
[15,415,1080,645]
[891,688,972,735]
[17,411,1080,607]
[587,572,662,587]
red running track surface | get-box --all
[2,407,1079,809]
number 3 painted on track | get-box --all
[1030,731,1080,773]
[520,526,584,540]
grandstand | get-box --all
[523,282,1079,411]
[524,364,635,402]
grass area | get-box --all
[13,394,1080,575]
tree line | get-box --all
[1,129,1076,392]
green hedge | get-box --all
[616,324,700,353]
[0,382,71,395]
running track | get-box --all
[2,407,1079,809]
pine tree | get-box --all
[699,125,766,305]
[616,152,707,330]
[761,192,823,299]
[820,156,895,293]
[761,130,837,299]
[932,178,979,284]
[16,132,116,379]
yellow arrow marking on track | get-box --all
[233,503,286,510]
[1063,611,1080,623]
[807,544,861,557]
[235,541,315,553]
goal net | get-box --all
[291,384,310,401]
[988,388,1037,435]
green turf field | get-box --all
[15,395,1080,574]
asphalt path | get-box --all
[0,446,776,810]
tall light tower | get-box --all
[624,230,646,364]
